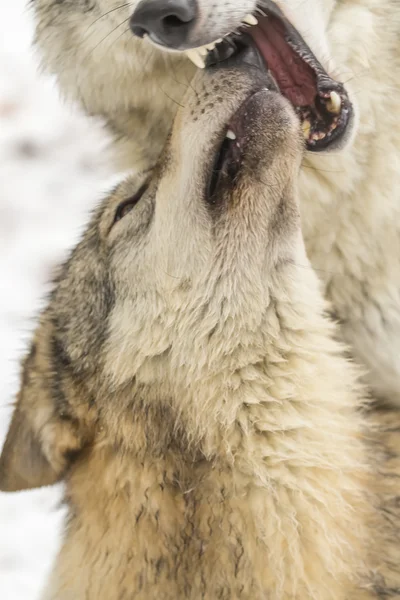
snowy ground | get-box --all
[0,2,119,597]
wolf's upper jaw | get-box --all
[184,1,353,153]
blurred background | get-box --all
[0,2,120,597]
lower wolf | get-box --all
[32,0,400,405]
[1,47,400,599]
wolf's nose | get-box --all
[130,0,197,49]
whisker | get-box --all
[86,16,132,58]
[84,3,133,36]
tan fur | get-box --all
[1,62,400,598]
[31,0,400,405]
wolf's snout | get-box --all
[130,0,197,49]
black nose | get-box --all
[130,0,197,49]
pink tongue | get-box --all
[249,16,317,107]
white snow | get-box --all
[0,1,120,597]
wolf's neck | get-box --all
[172,264,365,483]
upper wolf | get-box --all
[32,0,400,404]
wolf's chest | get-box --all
[46,462,265,599]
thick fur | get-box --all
[31,0,400,405]
[1,62,400,599]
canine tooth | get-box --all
[302,120,311,139]
[312,131,326,141]
[186,50,206,69]
[256,8,267,17]
[226,130,236,140]
[204,39,223,51]
[243,14,258,26]
[327,91,341,114]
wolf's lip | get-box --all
[207,88,271,205]
[187,1,353,152]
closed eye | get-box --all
[113,182,149,225]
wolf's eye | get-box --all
[114,183,148,224]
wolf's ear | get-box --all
[0,330,88,492]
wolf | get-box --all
[1,47,400,599]
[31,0,400,405]
[32,0,354,170]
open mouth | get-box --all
[207,89,267,204]
[207,127,241,204]
[186,1,352,152]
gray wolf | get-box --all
[32,0,400,405]
[1,48,400,599]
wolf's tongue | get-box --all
[242,4,353,151]
[195,1,353,151]
[248,16,317,107]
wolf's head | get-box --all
[0,47,314,492]
[34,0,354,157]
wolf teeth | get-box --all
[327,91,342,114]
[205,40,222,51]
[186,49,206,69]
[242,14,258,26]
[255,7,268,17]
[311,131,326,141]
[186,11,258,69]
[185,38,225,69]
[226,130,236,140]
[302,120,311,140]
